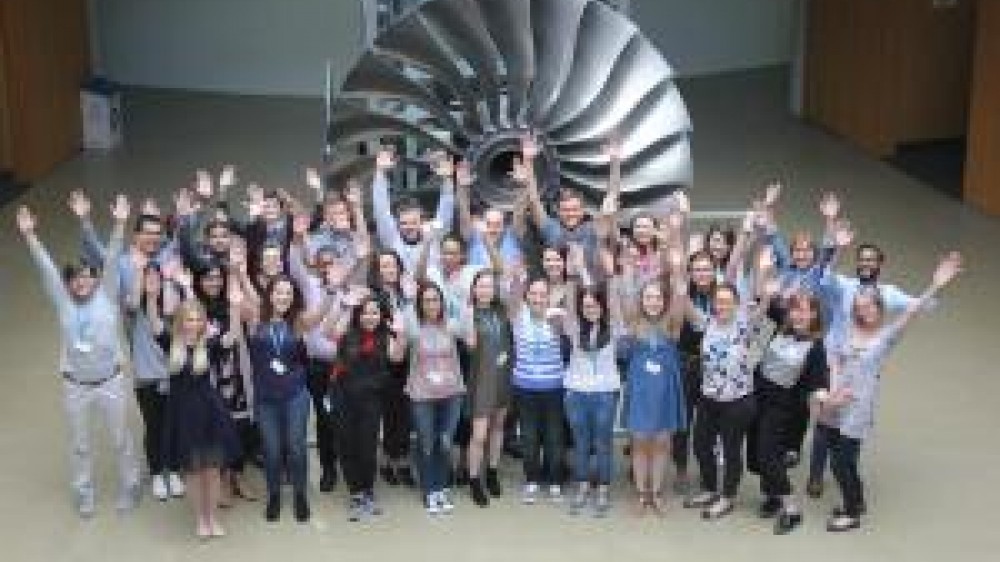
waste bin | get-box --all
[81,77,122,150]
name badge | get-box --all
[427,371,447,385]
[645,360,662,374]
[74,341,93,354]
[496,352,509,367]
[271,359,287,375]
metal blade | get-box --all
[475,0,534,125]
[527,0,588,124]
[539,1,636,131]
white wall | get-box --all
[92,0,361,96]
[633,0,796,77]
[91,0,794,96]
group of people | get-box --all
[16,134,961,539]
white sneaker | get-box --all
[438,490,455,513]
[548,485,563,503]
[425,493,441,515]
[522,483,539,505]
[151,474,168,501]
[168,473,185,498]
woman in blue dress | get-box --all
[618,246,690,515]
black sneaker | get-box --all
[774,510,803,535]
[398,466,416,487]
[486,468,503,497]
[265,495,281,522]
[783,451,801,468]
[294,493,310,523]
[380,466,399,486]
[319,470,337,493]
[470,477,489,507]
[758,497,782,519]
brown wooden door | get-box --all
[964,0,1000,215]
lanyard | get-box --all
[269,323,285,356]
[75,306,92,342]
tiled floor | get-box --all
[1,67,997,560]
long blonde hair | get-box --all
[168,299,210,374]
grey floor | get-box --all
[1,67,998,560]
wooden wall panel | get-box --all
[804,0,974,157]
[0,5,11,171]
[964,0,1000,215]
[0,0,90,182]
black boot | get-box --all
[265,494,281,522]
[486,468,503,497]
[319,469,338,493]
[470,477,489,507]
[294,493,310,523]
[397,465,416,487]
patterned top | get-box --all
[563,323,624,393]
[819,320,904,440]
[700,309,756,402]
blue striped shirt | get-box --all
[512,306,565,391]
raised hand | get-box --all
[219,165,237,191]
[509,156,528,184]
[401,275,418,301]
[305,167,322,192]
[819,192,840,220]
[566,243,586,275]
[833,219,855,248]
[140,198,160,216]
[672,189,691,215]
[243,183,264,217]
[455,160,474,189]
[173,267,194,291]
[761,275,782,300]
[666,245,686,272]
[602,135,623,161]
[375,146,397,171]
[520,132,540,159]
[433,154,455,178]
[69,190,92,218]
[16,205,36,236]
[324,262,348,289]
[228,243,247,273]
[932,251,963,289]
[741,206,758,233]
[111,194,131,223]
[345,178,363,207]
[195,169,214,200]
[764,181,783,207]
[131,248,149,276]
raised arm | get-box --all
[343,177,371,261]
[884,252,962,338]
[519,133,548,229]
[102,194,131,301]
[288,213,313,292]
[432,155,457,231]
[18,206,72,309]
[595,138,623,240]
[724,203,759,284]
[371,147,404,250]
[454,160,476,242]
[68,190,108,267]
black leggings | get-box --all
[693,395,756,498]
[819,424,865,517]
[336,388,382,495]
[307,359,339,474]
[380,364,410,462]
[671,356,701,472]
[135,384,177,475]
[749,400,796,498]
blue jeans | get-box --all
[256,388,310,496]
[564,390,619,485]
[410,396,463,494]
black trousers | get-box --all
[693,395,756,498]
[516,388,566,485]
[135,384,177,475]
[380,364,410,462]
[820,424,865,517]
[337,387,382,495]
[749,400,796,497]
[671,355,701,472]
[306,359,339,474]
[785,398,810,455]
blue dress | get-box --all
[621,331,687,434]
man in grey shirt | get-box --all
[18,195,140,518]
